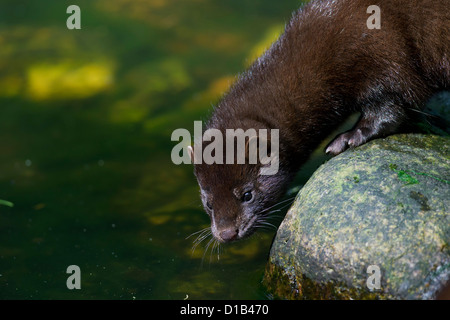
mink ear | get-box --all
[187,145,194,164]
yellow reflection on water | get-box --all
[26,61,114,101]
[109,58,191,124]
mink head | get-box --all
[190,142,294,243]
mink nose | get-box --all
[219,229,238,242]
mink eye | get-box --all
[242,191,253,202]
[206,201,213,210]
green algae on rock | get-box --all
[264,134,450,299]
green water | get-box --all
[0,0,325,299]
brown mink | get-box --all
[191,0,450,243]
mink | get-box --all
[191,0,449,243]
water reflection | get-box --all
[0,0,304,299]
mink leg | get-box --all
[325,110,404,155]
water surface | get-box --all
[0,0,326,299]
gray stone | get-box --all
[264,134,450,299]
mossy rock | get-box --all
[264,134,450,299]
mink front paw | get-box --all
[325,128,367,155]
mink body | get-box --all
[193,0,450,243]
